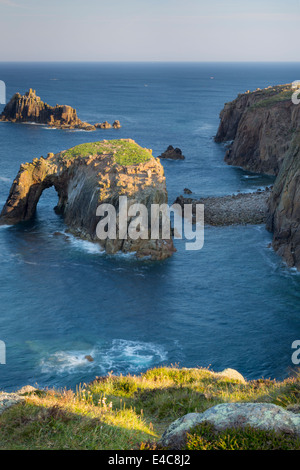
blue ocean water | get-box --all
[0,62,300,391]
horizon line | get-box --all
[0,60,300,64]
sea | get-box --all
[0,62,300,392]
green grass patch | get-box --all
[251,88,294,109]
[59,140,152,166]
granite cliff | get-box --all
[215,83,300,268]
[0,139,175,260]
[215,84,300,175]
[266,131,300,268]
[0,89,121,131]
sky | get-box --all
[0,0,299,61]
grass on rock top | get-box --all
[60,140,153,166]
[251,87,294,109]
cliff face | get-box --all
[215,84,300,175]
[266,131,300,268]
[0,89,121,131]
[0,139,175,260]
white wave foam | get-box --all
[0,176,10,182]
[242,175,259,179]
[55,231,105,255]
[40,350,96,374]
[106,339,167,368]
[40,339,167,375]
[69,238,105,254]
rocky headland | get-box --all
[215,83,300,268]
[0,139,175,260]
[0,89,121,131]
[215,83,300,175]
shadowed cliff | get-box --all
[215,84,300,175]
[216,83,300,269]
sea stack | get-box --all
[0,139,176,261]
[0,89,121,131]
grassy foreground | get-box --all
[1,366,300,450]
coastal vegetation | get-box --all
[60,140,152,166]
[1,366,300,450]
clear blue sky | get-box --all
[0,0,299,61]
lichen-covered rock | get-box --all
[0,139,175,260]
[0,392,25,415]
[215,84,300,175]
[160,403,300,449]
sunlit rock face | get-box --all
[0,139,175,260]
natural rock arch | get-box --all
[0,140,176,260]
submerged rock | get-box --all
[160,402,300,449]
[183,188,192,194]
[0,139,175,261]
[84,355,94,362]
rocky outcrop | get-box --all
[95,121,112,129]
[266,131,300,268]
[0,89,121,131]
[158,146,185,160]
[112,120,121,129]
[160,402,300,449]
[215,84,300,175]
[0,392,25,415]
[0,139,175,260]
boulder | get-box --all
[214,368,246,383]
[0,392,25,415]
[160,402,300,449]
